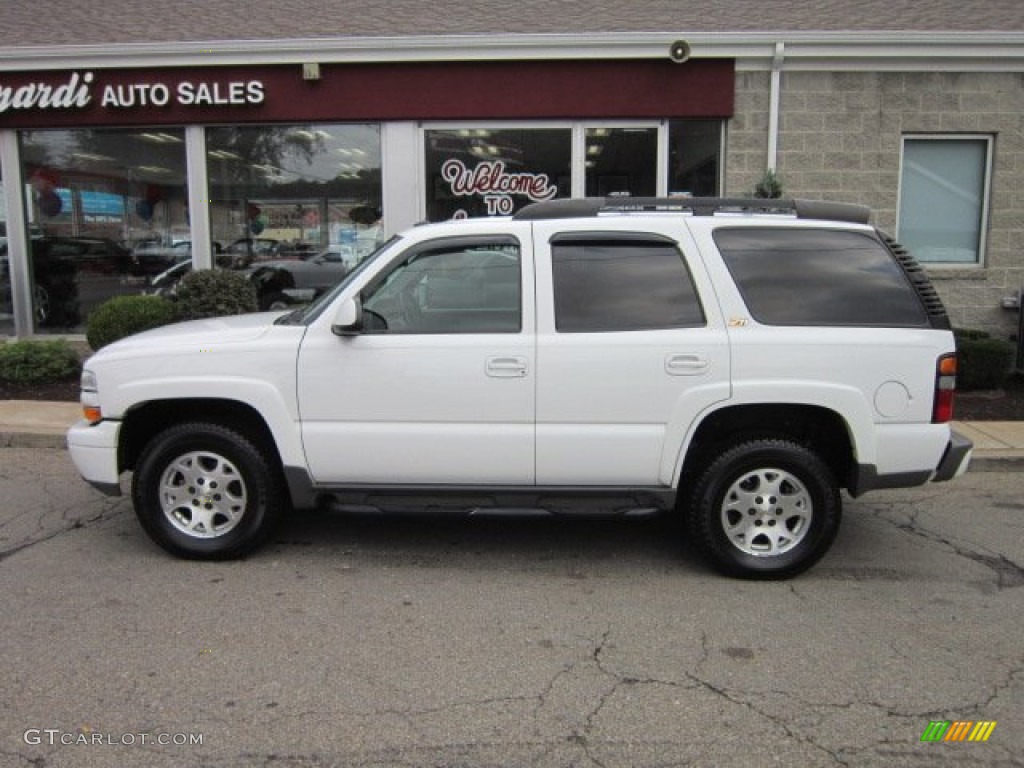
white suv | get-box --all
[68,198,972,578]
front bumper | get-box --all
[66,419,122,496]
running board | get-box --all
[312,485,675,517]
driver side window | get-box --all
[361,239,522,334]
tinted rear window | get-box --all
[714,228,928,327]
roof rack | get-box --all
[512,197,872,225]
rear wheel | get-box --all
[131,422,285,559]
[689,439,841,579]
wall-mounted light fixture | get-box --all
[669,40,690,63]
[302,63,321,81]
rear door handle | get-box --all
[665,354,709,376]
[486,356,528,378]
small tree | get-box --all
[753,168,784,199]
[173,269,258,320]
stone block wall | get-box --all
[727,69,1024,338]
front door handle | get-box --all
[486,356,528,378]
[665,354,709,376]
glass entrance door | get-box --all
[422,121,666,222]
[582,126,660,198]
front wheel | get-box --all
[131,423,286,559]
[688,439,841,579]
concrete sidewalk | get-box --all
[1,399,1022,470]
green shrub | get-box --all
[172,269,258,320]
[0,340,81,384]
[954,328,990,341]
[753,168,784,199]
[86,295,179,350]
[955,330,1016,390]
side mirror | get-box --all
[331,296,363,336]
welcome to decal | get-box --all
[442,158,557,217]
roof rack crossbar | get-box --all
[513,197,871,224]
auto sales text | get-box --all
[0,71,265,113]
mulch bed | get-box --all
[955,375,1024,421]
[0,377,82,402]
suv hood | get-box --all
[93,311,285,359]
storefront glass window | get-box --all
[424,128,571,221]
[668,120,722,197]
[0,165,12,336]
[584,127,658,198]
[206,125,382,270]
[19,128,188,332]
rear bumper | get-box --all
[849,428,972,496]
[66,419,122,496]
[932,429,973,483]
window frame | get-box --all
[896,134,994,269]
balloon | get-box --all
[30,168,60,192]
[38,190,62,217]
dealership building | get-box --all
[0,1,1022,341]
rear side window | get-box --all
[551,235,705,332]
[714,228,928,327]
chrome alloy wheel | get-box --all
[158,451,247,539]
[720,468,812,557]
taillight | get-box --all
[933,354,957,423]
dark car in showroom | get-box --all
[0,239,81,327]
[248,250,350,309]
[131,240,192,277]
[147,249,350,310]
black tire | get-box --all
[33,284,51,325]
[131,422,286,560]
[260,291,291,311]
[688,439,841,579]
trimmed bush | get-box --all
[172,269,258,320]
[955,329,1016,390]
[86,295,179,350]
[954,328,990,341]
[0,339,81,384]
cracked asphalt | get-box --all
[1,446,1021,768]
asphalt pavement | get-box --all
[2,445,1022,767]
[1,399,1022,470]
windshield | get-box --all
[275,235,402,326]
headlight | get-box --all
[80,369,101,424]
